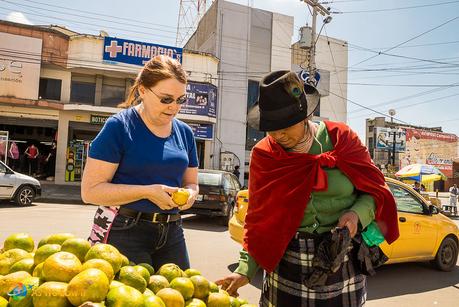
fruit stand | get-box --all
[0,233,256,307]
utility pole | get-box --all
[301,0,330,85]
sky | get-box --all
[1,0,459,139]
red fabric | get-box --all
[27,146,38,159]
[243,121,399,272]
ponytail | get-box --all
[118,82,140,108]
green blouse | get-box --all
[235,121,376,280]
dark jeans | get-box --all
[106,214,190,270]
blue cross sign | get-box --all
[103,36,183,66]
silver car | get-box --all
[0,160,41,206]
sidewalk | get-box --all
[39,181,83,204]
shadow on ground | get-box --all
[181,214,228,233]
[367,262,459,300]
[0,200,37,208]
[228,263,264,290]
[224,261,459,297]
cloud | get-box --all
[6,12,33,25]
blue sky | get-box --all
[2,0,458,139]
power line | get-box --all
[332,0,459,14]
[348,15,459,68]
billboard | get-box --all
[399,128,458,177]
[179,82,217,118]
[188,123,213,140]
[375,127,406,152]
[292,64,330,97]
[0,33,42,100]
[103,36,182,65]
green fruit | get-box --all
[144,295,166,307]
[84,244,123,274]
[34,244,61,266]
[189,275,210,300]
[32,262,44,279]
[157,263,183,283]
[60,238,91,262]
[3,234,34,253]
[117,266,147,293]
[8,276,39,307]
[207,292,231,307]
[37,236,50,249]
[42,252,82,282]
[0,249,30,275]
[32,281,71,307]
[0,271,31,298]
[184,268,201,277]
[66,268,109,306]
[156,288,185,307]
[109,280,124,291]
[138,263,155,275]
[209,281,219,293]
[120,255,129,267]
[46,233,75,245]
[133,265,150,283]
[170,277,194,301]
[148,275,170,294]
[82,259,114,281]
[143,288,155,297]
[9,258,35,274]
[186,298,207,307]
[229,296,241,307]
[0,297,7,307]
[105,285,144,307]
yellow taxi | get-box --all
[229,177,459,271]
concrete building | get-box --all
[0,20,219,185]
[185,0,348,185]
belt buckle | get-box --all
[151,213,170,223]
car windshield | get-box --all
[198,173,222,186]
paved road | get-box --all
[1,201,459,306]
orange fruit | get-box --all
[156,288,185,307]
[170,277,194,301]
[172,189,190,206]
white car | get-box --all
[0,160,41,206]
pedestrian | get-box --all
[448,184,458,215]
[232,165,240,184]
[216,70,399,307]
[45,142,57,180]
[81,55,199,270]
[413,181,421,193]
[7,141,20,170]
[24,143,39,176]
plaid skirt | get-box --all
[261,233,367,307]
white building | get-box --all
[185,0,348,185]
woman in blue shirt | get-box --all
[81,55,199,270]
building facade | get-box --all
[366,117,458,189]
[185,0,348,185]
[0,20,219,185]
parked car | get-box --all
[0,160,41,206]
[229,177,459,271]
[183,169,241,225]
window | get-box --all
[198,173,222,186]
[101,77,126,107]
[388,183,425,214]
[70,74,96,104]
[246,80,265,150]
[0,162,6,173]
[39,78,62,100]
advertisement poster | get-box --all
[375,127,406,152]
[179,82,217,118]
[399,128,458,177]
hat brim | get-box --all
[247,84,320,131]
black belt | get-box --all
[118,207,181,223]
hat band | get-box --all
[261,103,303,121]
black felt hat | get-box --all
[247,70,320,131]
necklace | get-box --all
[290,121,317,153]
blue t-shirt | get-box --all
[89,107,199,213]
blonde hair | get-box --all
[119,55,187,108]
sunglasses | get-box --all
[146,88,188,105]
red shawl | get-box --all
[243,121,399,272]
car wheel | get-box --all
[14,186,35,206]
[433,237,458,272]
[219,204,234,226]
